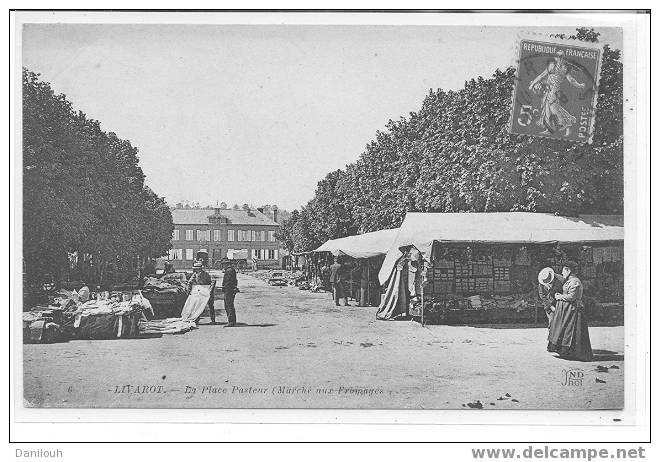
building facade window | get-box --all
[251,230,257,242]
[213,230,221,241]
[172,229,180,241]
[186,249,194,260]
[206,230,211,241]
[169,249,184,260]
[186,229,194,241]
[228,230,235,241]
[238,230,252,242]
[267,249,277,260]
[260,230,266,242]
[268,230,275,242]
[252,249,258,259]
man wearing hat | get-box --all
[187,261,216,323]
[537,267,563,326]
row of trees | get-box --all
[23,68,174,286]
[277,28,623,253]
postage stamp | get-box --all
[510,37,603,143]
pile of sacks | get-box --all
[23,289,153,344]
[139,318,197,335]
[138,283,211,335]
[141,276,188,318]
[142,276,187,295]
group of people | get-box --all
[186,261,239,327]
[538,260,593,362]
[179,255,594,358]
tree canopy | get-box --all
[23,68,174,285]
[281,28,623,252]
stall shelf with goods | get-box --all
[378,213,623,325]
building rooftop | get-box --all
[171,208,279,226]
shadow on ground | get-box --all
[552,349,624,362]
[198,321,277,328]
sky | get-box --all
[22,24,622,211]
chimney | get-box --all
[273,206,278,223]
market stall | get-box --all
[314,228,398,306]
[23,289,154,343]
[23,275,206,343]
[377,213,624,325]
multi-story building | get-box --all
[161,207,282,270]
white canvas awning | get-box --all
[378,212,623,284]
[313,228,399,259]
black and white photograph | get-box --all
[9,8,651,448]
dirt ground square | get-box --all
[23,273,624,409]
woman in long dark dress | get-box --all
[547,261,593,361]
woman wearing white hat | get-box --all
[537,267,563,326]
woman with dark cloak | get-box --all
[547,260,593,361]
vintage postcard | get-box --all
[11,11,648,438]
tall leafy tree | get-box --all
[23,68,173,285]
[287,27,623,249]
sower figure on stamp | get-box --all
[187,261,216,324]
[528,49,586,136]
[222,263,239,327]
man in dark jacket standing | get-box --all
[222,264,239,327]
[329,256,348,306]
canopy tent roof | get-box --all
[314,228,399,259]
[378,212,624,284]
